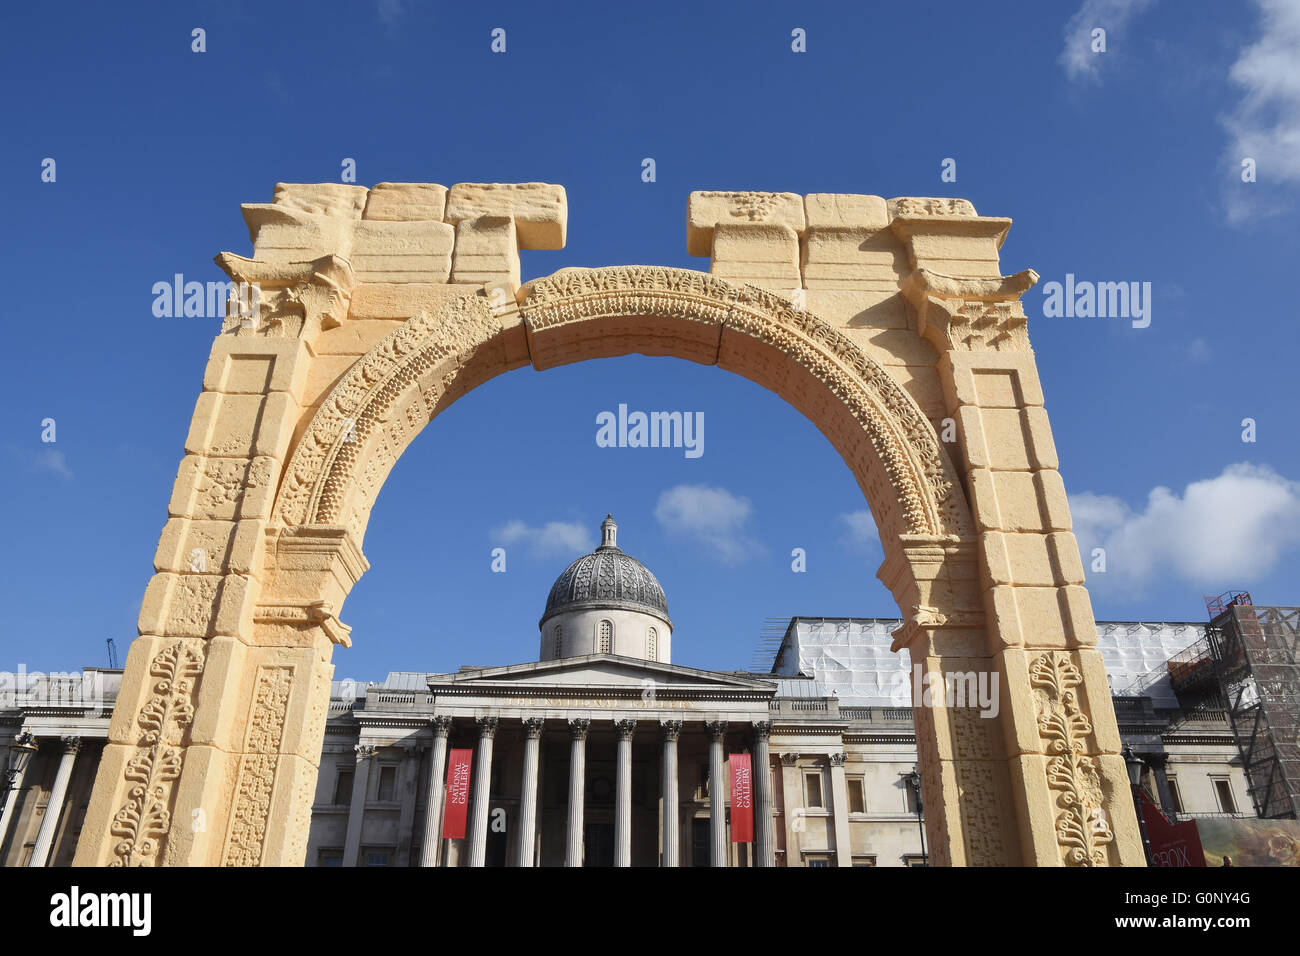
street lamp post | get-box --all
[1123,745,1153,865]
[904,768,927,866]
[2,731,39,803]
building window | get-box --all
[318,849,343,867]
[362,847,392,867]
[553,624,563,659]
[647,626,658,661]
[598,620,612,654]
[377,764,396,802]
[334,769,353,805]
[852,856,877,867]
[1166,775,1184,814]
[806,855,832,868]
[804,772,824,809]
[847,777,866,814]
[1213,778,1237,813]
[903,854,927,867]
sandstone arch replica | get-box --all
[74,182,1143,867]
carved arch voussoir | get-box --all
[271,267,972,539]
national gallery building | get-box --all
[1,517,1254,867]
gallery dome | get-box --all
[540,516,670,627]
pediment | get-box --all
[428,654,774,692]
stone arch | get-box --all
[73,184,1144,871]
[272,266,971,552]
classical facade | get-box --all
[2,519,1257,867]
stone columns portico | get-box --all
[565,718,590,867]
[342,744,375,867]
[706,720,728,867]
[516,717,545,867]
[419,715,452,867]
[614,719,635,867]
[28,736,80,868]
[660,720,682,867]
[466,716,498,867]
[752,721,774,867]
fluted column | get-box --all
[614,719,635,867]
[752,721,775,867]
[565,718,590,867]
[28,736,80,867]
[466,716,498,867]
[419,715,452,867]
[516,717,545,867]
[660,720,682,867]
[706,720,728,867]
[342,743,376,867]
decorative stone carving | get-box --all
[705,720,728,741]
[829,752,847,767]
[779,752,799,766]
[61,736,83,754]
[355,744,377,760]
[660,719,683,741]
[567,718,590,739]
[222,665,293,866]
[109,640,205,867]
[751,720,773,741]
[476,715,499,738]
[1030,652,1114,866]
[892,197,978,217]
[431,715,453,737]
[614,719,636,741]
[522,717,545,739]
[214,254,355,343]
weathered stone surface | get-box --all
[444,182,567,249]
[362,182,448,221]
[686,190,805,257]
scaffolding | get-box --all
[1204,594,1300,820]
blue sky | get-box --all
[2,0,1298,680]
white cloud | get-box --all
[1221,0,1300,223]
[654,484,762,564]
[839,509,881,552]
[1059,0,1156,82]
[8,446,72,479]
[376,0,406,27]
[494,519,594,559]
[1071,463,1300,594]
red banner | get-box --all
[441,748,473,840]
[730,753,754,843]
[1138,790,1206,867]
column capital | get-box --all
[568,718,591,740]
[522,717,546,739]
[829,752,847,767]
[705,720,728,741]
[355,743,377,760]
[614,719,636,741]
[751,720,773,741]
[60,736,84,754]
[430,714,453,737]
[476,715,499,738]
[660,719,683,741]
[779,752,799,766]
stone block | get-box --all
[362,182,448,222]
[803,289,911,329]
[201,339,311,398]
[154,517,265,577]
[272,182,368,219]
[349,219,454,283]
[800,227,908,291]
[168,455,280,521]
[445,182,567,249]
[803,193,889,229]
[687,190,805,257]
[709,223,801,290]
[345,283,475,322]
[450,215,520,286]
